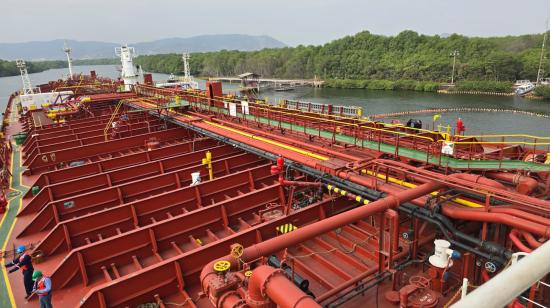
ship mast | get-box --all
[15,59,34,95]
[63,41,74,80]
[536,20,548,86]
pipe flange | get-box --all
[261,268,286,298]
[387,193,401,208]
[218,290,245,308]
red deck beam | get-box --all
[24,127,190,174]
[48,176,281,290]
[18,152,266,237]
[28,113,121,135]
[27,138,220,194]
[33,164,275,259]
[23,112,151,145]
[23,121,169,164]
[21,144,239,215]
[78,197,354,308]
[23,116,158,151]
[23,112,149,149]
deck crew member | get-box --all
[5,244,35,297]
[456,117,465,135]
[32,270,53,308]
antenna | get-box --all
[15,59,34,95]
[182,52,191,81]
[536,20,548,86]
[63,41,74,80]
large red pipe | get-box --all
[201,181,443,294]
[338,168,550,231]
[509,229,533,253]
[248,265,320,308]
[489,207,550,227]
[447,173,510,191]
[520,230,542,249]
[369,159,550,210]
[441,205,550,238]
[486,172,539,195]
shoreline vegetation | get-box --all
[533,86,550,99]
[134,30,549,98]
[323,79,515,94]
[1,30,549,99]
[0,58,118,77]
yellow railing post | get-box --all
[202,151,213,180]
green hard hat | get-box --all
[32,271,42,281]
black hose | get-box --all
[400,203,510,265]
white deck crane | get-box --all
[15,59,34,95]
[63,41,74,80]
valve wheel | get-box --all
[230,243,244,259]
[244,270,253,278]
[409,275,431,288]
[485,262,497,273]
[213,260,231,273]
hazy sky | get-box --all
[1,0,549,45]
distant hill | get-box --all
[0,35,287,60]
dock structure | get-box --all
[209,73,325,90]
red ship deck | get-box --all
[1,77,549,308]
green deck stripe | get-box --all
[0,108,28,307]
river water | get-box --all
[2,65,550,136]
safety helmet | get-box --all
[32,271,43,281]
[16,245,25,253]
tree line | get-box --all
[135,30,550,84]
[0,60,67,77]
[0,58,117,77]
[2,30,548,90]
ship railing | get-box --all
[183,94,439,156]
[164,90,550,168]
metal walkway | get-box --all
[0,108,29,308]
[191,104,550,172]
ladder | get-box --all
[103,100,126,141]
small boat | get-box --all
[515,82,535,96]
[513,80,532,88]
[274,86,295,92]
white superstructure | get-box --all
[115,45,139,91]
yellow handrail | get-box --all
[459,134,550,140]
[438,140,550,146]
[103,100,125,141]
